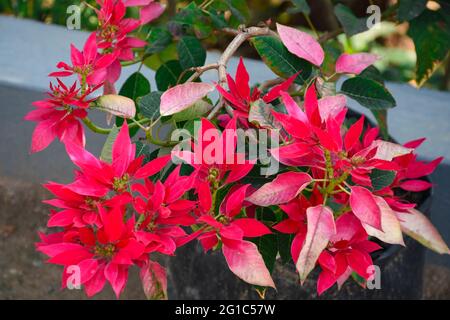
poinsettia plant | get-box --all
[28,0,449,299]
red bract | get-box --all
[273,197,309,263]
[271,84,402,188]
[132,166,197,255]
[317,213,381,295]
[173,118,255,197]
[216,57,298,124]
[31,3,449,299]
[37,205,145,298]
[195,184,275,288]
[95,0,151,83]
[50,32,117,86]
[24,79,98,153]
[123,0,165,25]
[44,182,133,228]
[392,138,443,193]
[65,122,171,197]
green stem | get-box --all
[82,117,111,134]
[326,171,350,194]
[324,150,334,181]
[145,129,177,147]
[303,13,319,38]
[83,117,152,135]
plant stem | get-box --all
[179,63,219,84]
[258,77,284,92]
[303,13,319,38]
[206,26,277,120]
[82,117,111,134]
[82,117,152,134]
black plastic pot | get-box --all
[162,109,434,300]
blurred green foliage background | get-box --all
[1,0,449,91]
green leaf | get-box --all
[146,27,173,54]
[277,232,294,265]
[182,118,199,138]
[119,72,151,102]
[352,272,367,288]
[250,36,312,84]
[214,184,233,215]
[167,4,212,39]
[407,10,450,87]
[371,109,389,139]
[155,60,184,91]
[251,233,278,274]
[177,36,206,69]
[359,65,385,85]
[207,9,228,29]
[334,4,368,36]
[224,0,250,24]
[357,66,388,133]
[398,0,427,21]
[172,100,212,122]
[370,169,396,191]
[138,91,162,120]
[135,141,159,165]
[248,99,279,129]
[321,39,343,76]
[100,125,119,163]
[288,0,311,15]
[144,43,178,71]
[341,76,396,110]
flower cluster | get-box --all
[25,0,163,153]
[30,2,449,299]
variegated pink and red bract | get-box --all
[29,3,449,299]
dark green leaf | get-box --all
[155,60,188,91]
[277,232,294,265]
[214,184,233,214]
[100,125,119,163]
[138,91,162,120]
[352,272,367,288]
[359,65,385,85]
[224,0,250,24]
[288,0,311,15]
[182,118,199,138]
[248,99,279,129]
[146,27,173,54]
[398,0,427,21]
[135,141,159,165]
[251,36,312,84]
[177,36,206,69]
[371,109,389,139]
[251,234,278,274]
[341,76,396,110]
[167,4,212,39]
[334,4,368,36]
[119,72,151,102]
[370,169,396,191]
[172,100,212,122]
[407,9,450,86]
[207,9,229,29]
